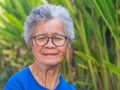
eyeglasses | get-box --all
[31,33,68,47]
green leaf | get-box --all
[105,61,120,76]
[75,51,100,67]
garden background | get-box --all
[0,0,120,90]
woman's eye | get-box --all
[37,37,46,41]
[54,37,63,40]
[54,37,61,39]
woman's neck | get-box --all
[30,63,60,90]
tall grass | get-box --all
[0,0,120,90]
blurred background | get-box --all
[0,0,120,90]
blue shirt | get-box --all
[4,67,76,90]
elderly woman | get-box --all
[4,4,76,90]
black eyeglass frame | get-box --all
[30,33,68,47]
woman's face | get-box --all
[32,18,68,67]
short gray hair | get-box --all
[24,4,75,46]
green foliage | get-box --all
[0,0,120,90]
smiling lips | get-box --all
[42,53,58,56]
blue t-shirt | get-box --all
[4,67,76,90]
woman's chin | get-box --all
[44,61,61,67]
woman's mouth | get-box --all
[42,53,58,56]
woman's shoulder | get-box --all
[10,67,30,79]
[4,67,31,90]
[56,75,76,90]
